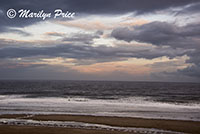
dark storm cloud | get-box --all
[1,0,197,15]
[158,50,200,81]
[178,64,200,78]
[176,2,200,15]
[0,0,198,30]
[0,42,191,81]
[186,50,200,65]
[0,7,41,32]
[111,21,200,49]
[178,49,200,78]
[63,0,198,14]
[1,0,200,80]
[112,21,200,78]
[0,42,188,64]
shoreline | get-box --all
[0,114,200,134]
[0,125,135,134]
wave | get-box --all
[0,95,200,121]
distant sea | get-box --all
[0,80,200,121]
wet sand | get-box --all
[0,114,200,134]
[0,125,136,134]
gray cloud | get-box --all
[1,0,197,15]
[62,31,103,44]
[178,64,200,78]
[0,0,198,31]
[111,21,200,49]
[3,28,31,36]
[0,40,189,65]
[1,0,200,81]
[178,49,200,78]
[175,2,200,15]
[62,0,199,15]
[112,21,200,78]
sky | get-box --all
[0,0,200,82]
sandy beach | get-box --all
[0,125,135,134]
[0,114,200,134]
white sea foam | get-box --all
[0,95,200,121]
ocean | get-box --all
[0,80,200,121]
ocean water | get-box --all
[0,80,200,121]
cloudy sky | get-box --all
[0,0,200,82]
